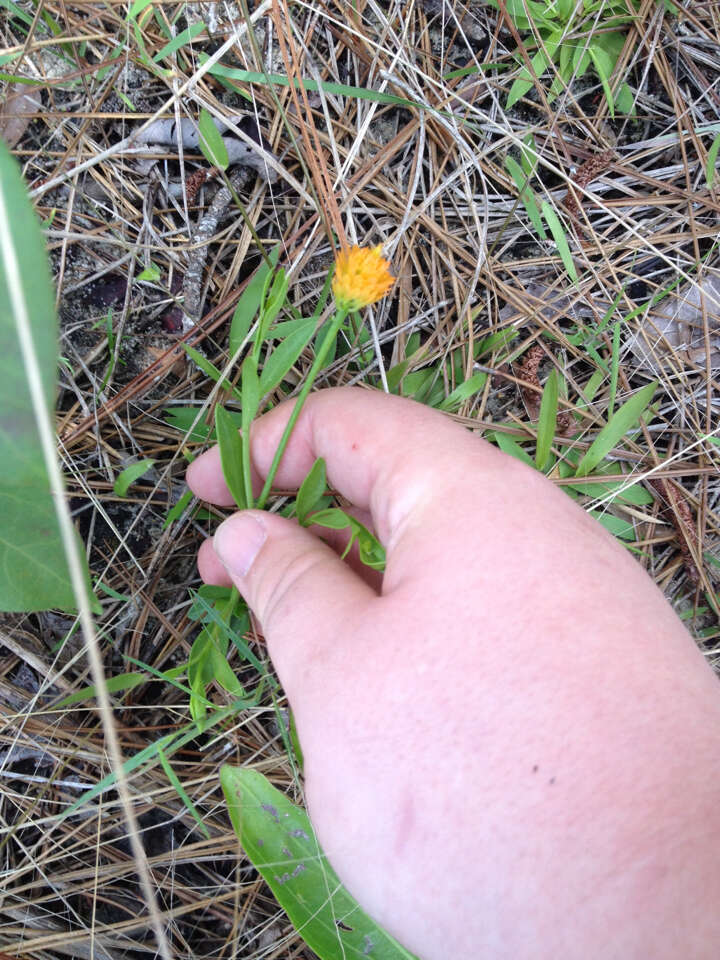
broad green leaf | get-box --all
[296,458,327,524]
[215,405,246,509]
[535,369,558,470]
[197,108,229,170]
[565,478,654,506]
[0,142,97,612]
[504,154,546,239]
[439,371,488,411]
[258,319,316,396]
[229,248,280,358]
[575,382,657,477]
[507,50,547,110]
[587,43,615,117]
[386,359,409,393]
[493,432,534,467]
[707,133,720,189]
[113,459,155,496]
[589,510,635,541]
[221,767,418,960]
[541,200,577,283]
[616,82,634,116]
[152,21,205,63]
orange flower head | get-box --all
[332,244,394,310]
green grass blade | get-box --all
[706,132,720,188]
[541,201,577,283]
[220,767,419,960]
[575,382,657,477]
[504,155,547,239]
[182,343,242,403]
[152,21,205,63]
[535,369,559,470]
[157,746,210,839]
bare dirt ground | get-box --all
[1,0,719,957]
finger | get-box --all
[197,536,232,586]
[189,386,511,591]
[187,439,264,508]
[196,506,381,591]
[212,509,376,682]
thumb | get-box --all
[212,509,375,668]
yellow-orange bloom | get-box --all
[332,245,394,310]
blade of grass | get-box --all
[575,382,657,477]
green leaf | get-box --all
[182,343,242,403]
[575,382,657,477]
[163,488,194,529]
[241,355,260,506]
[535,369,559,470]
[127,0,154,21]
[438,371,488,411]
[136,261,161,283]
[55,672,149,708]
[296,458,327,524]
[504,154,547,239]
[229,248,280,358]
[587,43,615,117]
[589,510,635,541]
[221,767,418,960]
[0,142,98,613]
[616,82,634,116]
[706,132,720,189]
[197,108,229,170]
[507,50,547,110]
[215,405,246,509]
[113,459,155,496]
[520,132,538,178]
[541,200,577,283]
[493,432,534,467]
[258,268,289,341]
[157,745,210,840]
[258,319,316,397]
[152,21,206,63]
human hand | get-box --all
[187,387,720,959]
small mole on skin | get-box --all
[548,777,556,785]
[532,765,539,774]
[351,442,359,451]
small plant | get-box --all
[492,0,672,117]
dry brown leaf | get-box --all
[0,84,42,149]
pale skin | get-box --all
[187,387,720,959]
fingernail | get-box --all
[214,513,267,578]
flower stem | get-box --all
[256,308,347,509]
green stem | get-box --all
[257,308,348,509]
